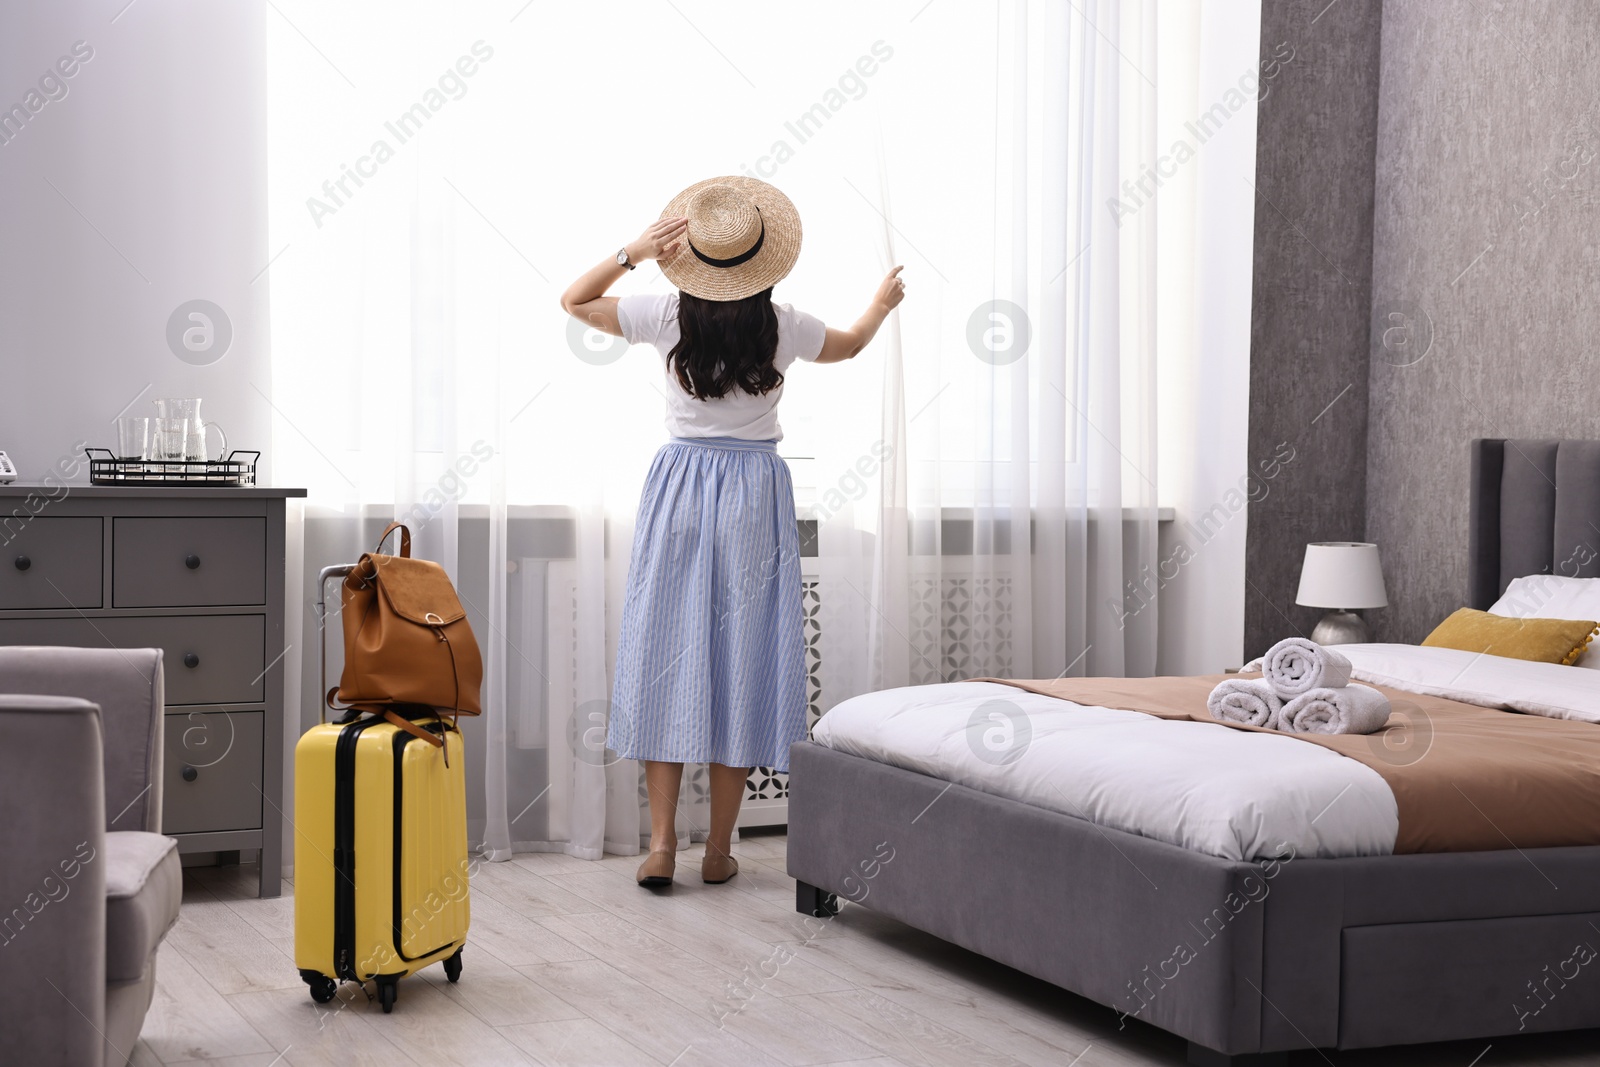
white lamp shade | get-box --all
[1296,542,1388,610]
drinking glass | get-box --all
[115,417,150,461]
[153,417,191,467]
[153,397,225,461]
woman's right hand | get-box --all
[875,265,906,311]
[626,216,689,264]
[815,266,908,362]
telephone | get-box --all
[0,451,15,484]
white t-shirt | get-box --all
[616,292,826,441]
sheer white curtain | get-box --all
[266,0,1248,862]
[820,0,1172,709]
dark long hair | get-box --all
[668,288,782,400]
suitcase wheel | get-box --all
[444,947,464,984]
[301,971,337,1005]
[377,976,398,1014]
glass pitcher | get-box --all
[153,398,227,462]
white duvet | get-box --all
[811,645,1600,862]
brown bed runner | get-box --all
[973,674,1600,854]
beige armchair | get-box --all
[0,646,180,1067]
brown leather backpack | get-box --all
[327,522,483,752]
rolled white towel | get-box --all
[1206,678,1284,729]
[1261,637,1353,698]
[1281,684,1392,735]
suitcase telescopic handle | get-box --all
[316,564,357,725]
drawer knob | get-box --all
[181,765,198,782]
[185,554,202,570]
[183,652,200,669]
[13,556,29,572]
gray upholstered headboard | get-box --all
[1469,439,1600,609]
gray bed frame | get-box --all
[787,439,1600,1065]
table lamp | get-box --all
[1296,542,1387,645]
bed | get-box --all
[786,438,1600,1065]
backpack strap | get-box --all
[374,521,412,558]
[432,618,464,738]
[381,708,448,758]
[326,691,448,753]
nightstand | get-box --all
[0,485,305,897]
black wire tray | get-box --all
[86,448,260,487]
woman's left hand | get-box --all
[874,265,906,311]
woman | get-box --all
[559,176,905,887]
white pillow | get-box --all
[1489,576,1600,669]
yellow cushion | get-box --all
[1422,608,1599,665]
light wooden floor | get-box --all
[134,830,1598,1067]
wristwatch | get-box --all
[616,248,635,270]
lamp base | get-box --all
[1310,610,1369,646]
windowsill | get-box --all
[308,502,1177,522]
[301,503,1177,561]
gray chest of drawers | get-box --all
[0,485,305,898]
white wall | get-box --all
[0,0,269,482]
[1,0,280,871]
[1154,0,1262,674]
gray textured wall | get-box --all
[1365,1,1600,642]
[1243,0,1385,659]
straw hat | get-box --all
[658,176,801,301]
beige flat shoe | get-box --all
[636,850,676,888]
[701,850,739,885]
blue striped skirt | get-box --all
[608,437,807,772]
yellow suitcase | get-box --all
[293,711,470,1012]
